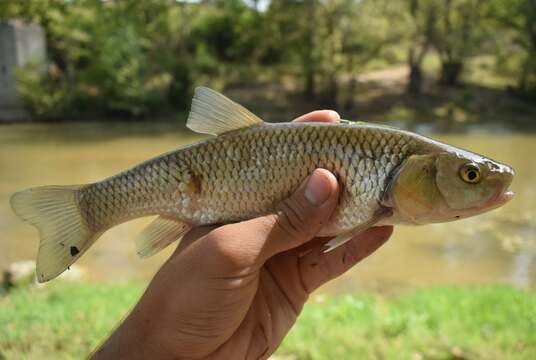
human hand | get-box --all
[92,110,393,360]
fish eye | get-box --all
[460,163,481,184]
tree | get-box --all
[264,0,320,98]
[406,0,438,95]
[434,0,485,86]
[488,0,536,96]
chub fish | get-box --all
[10,87,515,282]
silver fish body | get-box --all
[81,122,433,238]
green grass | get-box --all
[1,284,535,359]
[0,282,144,359]
[278,286,536,360]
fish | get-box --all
[10,87,515,283]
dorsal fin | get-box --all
[186,87,264,136]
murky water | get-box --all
[1,122,535,294]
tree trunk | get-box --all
[407,63,423,95]
[344,76,356,111]
[518,56,530,92]
[304,65,315,98]
[406,2,436,96]
[440,60,463,86]
[321,73,338,109]
[303,0,316,99]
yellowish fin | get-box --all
[187,86,264,136]
[136,216,191,258]
[324,208,393,252]
[10,185,96,283]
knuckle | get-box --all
[256,214,279,233]
[317,255,335,282]
[275,200,309,242]
[300,250,331,293]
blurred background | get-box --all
[1,0,536,359]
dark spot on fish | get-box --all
[67,266,70,270]
[186,172,202,195]
[310,262,318,268]
[342,252,347,265]
[455,215,460,219]
[70,246,80,256]
[192,173,202,194]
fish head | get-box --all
[386,149,514,224]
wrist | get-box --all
[91,304,172,360]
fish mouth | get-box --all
[453,188,514,220]
[486,189,514,208]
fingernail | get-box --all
[304,170,332,206]
[327,110,340,121]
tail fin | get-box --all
[10,185,96,283]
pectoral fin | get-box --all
[136,216,191,258]
[324,208,393,252]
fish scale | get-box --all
[77,124,416,236]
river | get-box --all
[1,122,534,294]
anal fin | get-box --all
[136,216,191,258]
[324,208,393,253]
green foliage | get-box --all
[264,0,405,104]
[1,0,536,118]
[1,1,213,119]
[486,0,536,97]
[2,1,178,118]
[434,1,486,58]
[404,0,488,87]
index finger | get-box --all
[298,226,393,293]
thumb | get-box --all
[242,168,339,260]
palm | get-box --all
[169,231,386,360]
[204,247,309,359]
[155,232,309,359]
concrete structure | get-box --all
[0,20,46,121]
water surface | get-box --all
[1,122,534,294]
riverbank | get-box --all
[1,282,534,359]
[4,56,536,133]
